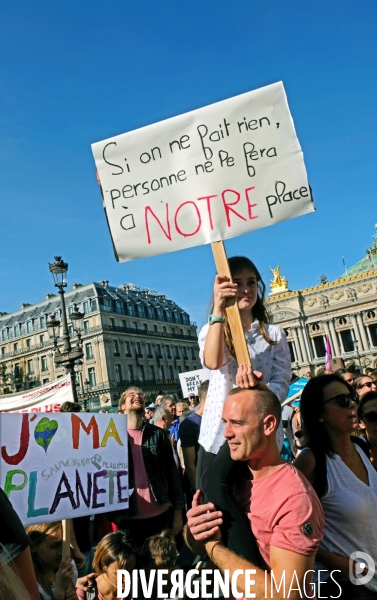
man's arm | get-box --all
[187,491,316,600]
[182,446,197,490]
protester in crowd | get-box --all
[144,403,157,423]
[197,256,291,562]
[188,393,199,411]
[151,406,173,430]
[160,396,180,443]
[305,371,312,379]
[25,521,79,600]
[186,381,324,599]
[358,391,377,468]
[175,401,189,417]
[369,369,377,383]
[354,374,377,398]
[0,488,40,600]
[75,532,137,600]
[335,367,355,387]
[0,554,33,600]
[113,387,184,548]
[155,394,164,405]
[140,530,182,599]
[365,367,375,376]
[60,401,82,412]
[294,374,377,597]
[179,380,209,504]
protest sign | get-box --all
[0,412,128,525]
[179,368,211,397]
[92,81,314,263]
[0,374,73,413]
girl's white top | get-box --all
[198,320,291,453]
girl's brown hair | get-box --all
[92,532,136,573]
[25,521,62,595]
[210,256,276,355]
[141,530,177,568]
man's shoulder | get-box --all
[180,412,201,430]
[143,422,169,440]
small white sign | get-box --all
[92,82,314,262]
[179,368,211,397]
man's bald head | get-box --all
[227,384,281,426]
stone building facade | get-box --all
[0,281,200,408]
[266,228,377,376]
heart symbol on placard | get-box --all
[34,417,59,453]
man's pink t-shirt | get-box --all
[125,428,170,520]
[234,463,324,568]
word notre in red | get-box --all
[144,187,258,244]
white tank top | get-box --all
[320,444,377,591]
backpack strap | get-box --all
[351,435,370,459]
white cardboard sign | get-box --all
[92,81,314,262]
[179,368,211,397]
[0,413,128,525]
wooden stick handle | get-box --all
[62,519,70,560]
[211,241,251,366]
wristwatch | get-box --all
[208,314,226,325]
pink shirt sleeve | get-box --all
[270,491,324,556]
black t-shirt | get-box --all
[0,488,30,561]
[179,413,202,455]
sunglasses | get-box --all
[360,411,377,423]
[323,392,359,408]
[359,381,375,390]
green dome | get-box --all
[342,224,377,278]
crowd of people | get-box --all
[1,254,377,599]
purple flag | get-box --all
[325,335,332,371]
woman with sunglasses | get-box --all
[294,374,377,598]
[355,375,377,398]
[358,391,377,469]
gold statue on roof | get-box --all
[269,264,289,294]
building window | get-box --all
[153,325,158,332]
[125,341,131,355]
[180,328,184,336]
[156,344,162,358]
[166,345,172,358]
[169,366,174,380]
[68,306,73,316]
[26,321,33,333]
[370,324,377,346]
[86,343,93,359]
[174,346,180,358]
[109,318,115,328]
[42,378,49,384]
[147,343,152,357]
[83,301,89,313]
[149,365,155,380]
[13,325,19,337]
[166,311,172,322]
[26,338,31,349]
[113,340,120,356]
[139,366,145,382]
[41,355,48,371]
[115,301,124,314]
[1,330,6,341]
[136,342,142,356]
[91,299,97,311]
[288,342,296,362]
[157,309,164,320]
[13,343,19,352]
[172,327,175,334]
[39,316,45,329]
[132,322,137,330]
[191,347,196,359]
[115,364,122,383]
[27,359,34,375]
[40,334,45,345]
[162,326,167,333]
[83,321,89,333]
[88,367,96,388]
[128,365,134,380]
[121,320,127,329]
[147,307,155,319]
[1,347,5,356]
[68,325,74,338]
[183,347,188,359]
[143,323,148,331]
[160,365,165,379]
[340,330,354,353]
[128,304,135,316]
[137,305,145,318]
[313,336,326,358]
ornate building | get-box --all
[266,226,377,375]
[0,281,200,407]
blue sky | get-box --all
[1,1,376,329]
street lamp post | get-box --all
[48,256,84,403]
